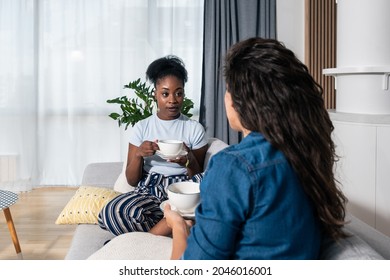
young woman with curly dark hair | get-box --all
[164,37,347,259]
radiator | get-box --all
[0,155,18,183]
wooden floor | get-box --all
[0,187,78,260]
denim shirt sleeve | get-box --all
[182,150,251,259]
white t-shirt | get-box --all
[128,113,208,176]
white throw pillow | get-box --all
[113,170,135,193]
[113,145,136,193]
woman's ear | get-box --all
[152,88,157,101]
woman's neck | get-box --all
[242,128,252,138]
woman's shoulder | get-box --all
[179,114,205,131]
[211,133,286,167]
[208,144,242,166]
[179,114,200,123]
[133,114,155,126]
[128,115,157,139]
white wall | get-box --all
[276,0,305,62]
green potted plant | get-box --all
[107,78,194,130]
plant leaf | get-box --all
[108,112,120,120]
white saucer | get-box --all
[156,150,188,160]
[160,200,195,219]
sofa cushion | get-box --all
[81,162,123,188]
[55,186,121,225]
[204,138,228,169]
[113,169,136,193]
[65,224,116,260]
[112,146,136,193]
[88,229,385,260]
[319,229,384,260]
[87,232,172,260]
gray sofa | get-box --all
[65,138,390,260]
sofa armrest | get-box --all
[65,224,116,260]
[344,214,390,259]
[81,162,123,188]
[204,138,228,169]
[319,213,390,260]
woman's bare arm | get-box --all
[186,144,208,177]
[163,204,191,259]
[125,141,158,186]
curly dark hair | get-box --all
[223,37,347,240]
[146,55,188,86]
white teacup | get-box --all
[167,182,200,213]
[158,140,183,156]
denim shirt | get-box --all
[182,132,322,259]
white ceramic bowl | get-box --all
[158,140,183,156]
[167,182,200,213]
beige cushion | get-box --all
[87,232,172,260]
[55,186,121,224]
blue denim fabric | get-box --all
[183,132,322,259]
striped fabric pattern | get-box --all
[98,172,203,235]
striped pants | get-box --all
[98,172,203,235]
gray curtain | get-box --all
[199,0,276,144]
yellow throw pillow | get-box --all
[55,186,121,225]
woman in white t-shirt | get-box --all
[98,55,208,236]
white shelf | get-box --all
[328,110,390,125]
[324,66,390,90]
[323,66,390,75]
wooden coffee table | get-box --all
[0,190,23,259]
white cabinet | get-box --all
[331,112,390,237]
[376,127,390,235]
